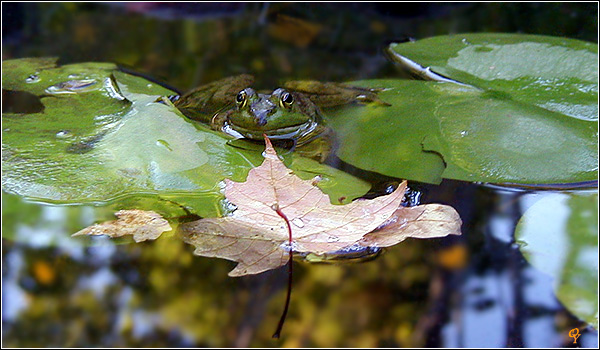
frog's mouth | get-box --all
[224,120,317,140]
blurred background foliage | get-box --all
[2,2,598,347]
[3,3,597,90]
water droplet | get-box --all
[398,218,408,227]
[311,175,322,186]
[291,218,305,228]
[327,235,339,243]
[45,79,98,94]
[222,199,238,213]
[25,74,40,83]
[280,241,299,252]
[56,130,71,138]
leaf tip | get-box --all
[263,134,279,159]
[263,133,272,146]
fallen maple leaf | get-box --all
[359,204,462,248]
[73,210,172,242]
[180,137,462,277]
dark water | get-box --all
[2,3,598,347]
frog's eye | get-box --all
[236,90,247,104]
[236,88,255,109]
[280,91,294,108]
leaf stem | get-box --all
[272,204,293,339]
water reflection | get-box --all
[2,181,598,346]
[2,249,29,322]
[426,185,598,348]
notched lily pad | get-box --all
[325,33,597,185]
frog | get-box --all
[172,74,389,152]
[171,75,392,262]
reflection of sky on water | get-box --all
[461,273,509,347]
[522,267,557,309]
[2,186,598,346]
[2,250,29,322]
[521,266,561,348]
[517,190,598,334]
[3,204,121,323]
[581,332,598,347]
[439,189,598,348]
[446,271,561,347]
[75,267,119,299]
[489,216,514,243]
[2,201,196,346]
[131,310,162,339]
[523,317,556,348]
[16,206,86,260]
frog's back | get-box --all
[174,74,254,122]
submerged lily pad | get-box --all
[2,57,117,96]
[515,192,598,329]
[2,58,370,218]
[324,33,598,185]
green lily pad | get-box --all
[2,58,370,218]
[515,192,598,329]
[324,34,597,185]
[389,33,598,121]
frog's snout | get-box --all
[250,100,276,127]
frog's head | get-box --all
[226,87,319,140]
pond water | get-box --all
[2,3,598,347]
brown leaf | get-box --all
[180,137,409,276]
[181,220,289,277]
[72,210,172,242]
[359,204,462,248]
